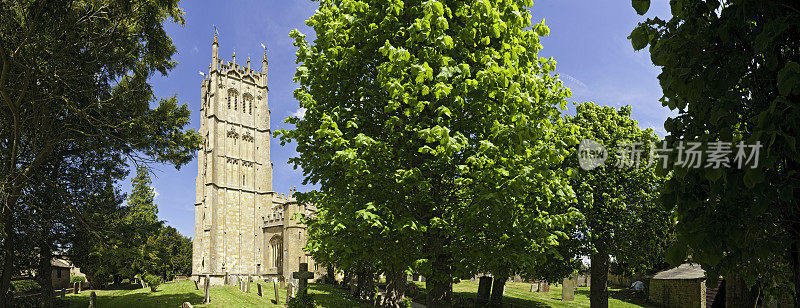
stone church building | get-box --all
[192,34,321,286]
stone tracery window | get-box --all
[270,236,283,269]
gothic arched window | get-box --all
[270,236,283,269]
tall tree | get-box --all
[630,0,800,303]
[566,103,670,308]
[0,0,201,304]
[280,0,575,306]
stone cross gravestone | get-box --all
[293,263,314,295]
[273,281,281,304]
[477,276,492,304]
[88,291,97,308]
[203,275,211,304]
[562,277,575,301]
[257,283,263,297]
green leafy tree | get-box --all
[143,226,192,281]
[630,0,800,303]
[0,0,201,304]
[280,0,576,306]
[566,103,670,308]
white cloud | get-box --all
[151,186,160,199]
[290,107,306,120]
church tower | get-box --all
[193,32,273,282]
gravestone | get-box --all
[538,282,550,293]
[419,276,425,282]
[88,291,97,308]
[73,282,79,294]
[203,275,211,304]
[182,302,194,308]
[530,283,538,292]
[292,263,314,295]
[477,276,492,304]
[245,277,250,293]
[280,276,285,289]
[257,283,263,297]
[273,281,281,304]
[61,288,66,297]
[562,277,575,301]
[286,282,295,300]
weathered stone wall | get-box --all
[649,278,706,308]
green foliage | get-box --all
[143,226,193,281]
[630,0,800,299]
[9,280,40,294]
[70,276,87,284]
[143,274,161,292]
[566,103,671,305]
[400,297,413,308]
[280,0,577,304]
[288,292,317,308]
[0,0,200,298]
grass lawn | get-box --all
[410,280,655,308]
[62,280,370,308]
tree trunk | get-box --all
[489,275,507,307]
[590,246,609,308]
[37,240,54,308]
[356,269,375,301]
[0,217,16,308]
[384,269,407,308]
[425,232,452,308]
[326,265,335,284]
[791,240,800,308]
[726,274,759,307]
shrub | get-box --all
[288,291,316,308]
[9,280,40,294]
[400,297,413,308]
[70,276,86,284]
[143,274,161,292]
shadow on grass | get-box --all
[65,291,204,308]
[309,283,371,308]
[410,286,549,308]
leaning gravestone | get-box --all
[203,275,211,304]
[562,277,575,301]
[273,281,281,304]
[257,283,263,297]
[477,276,492,304]
[292,263,314,295]
[286,282,295,300]
[88,291,97,308]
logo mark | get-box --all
[578,139,607,170]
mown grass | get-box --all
[63,280,370,308]
[410,280,655,308]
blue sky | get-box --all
[126,0,674,238]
